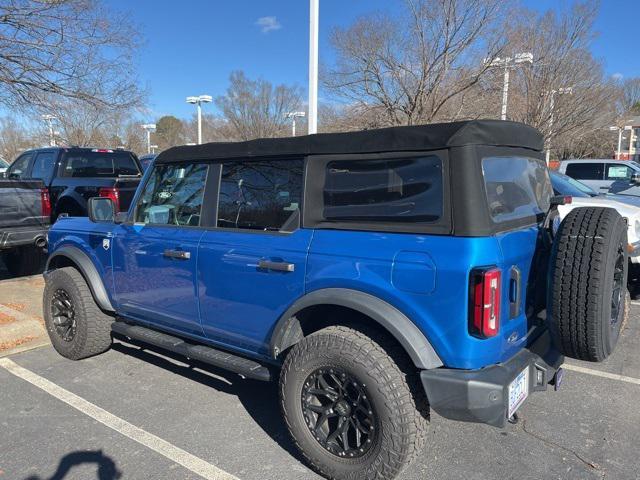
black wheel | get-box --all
[1,246,45,277]
[549,207,628,361]
[43,267,113,360]
[280,325,428,480]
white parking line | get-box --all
[563,363,640,386]
[0,358,239,480]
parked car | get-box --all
[4,147,142,221]
[0,177,50,276]
[558,158,640,197]
[0,157,8,175]
[43,121,627,480]
[138,153,157,171]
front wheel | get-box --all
[280,326,428,480]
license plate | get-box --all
[508,367,529,418]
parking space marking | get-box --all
[0,358,239,480]
[563,363,640,386]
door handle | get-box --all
[258,260,295,272]
[163,249,191,260]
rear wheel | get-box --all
[43,267,113,360]
[1,246,45,277]
[549,207,627,361]
[280,325,428,480]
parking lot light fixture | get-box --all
[545,87,573,164]
[186,95,212,145]
[41,114,57,146]
[484,52,534,120]
[141,124,156,154]
[285,111,306,137]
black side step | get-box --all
[111,321,271,381]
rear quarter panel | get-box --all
[307,229,530,369]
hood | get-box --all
[569,196,640,219]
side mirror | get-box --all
[632,172,640,184]
[88,197,115,223]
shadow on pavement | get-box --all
[24,449,121,480]
[110,338,304,464]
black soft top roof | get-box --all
[156,119,543,164]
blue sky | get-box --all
[108,0,638,120]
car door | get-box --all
[604,162,640,196]
[563,162,608,192]
[111,162,210,336]
[197,158,312,356]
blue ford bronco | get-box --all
[43,120,628,480]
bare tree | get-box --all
[0,117,35,161]
[216,71,303,140]
[325,0,508,126]
[619,78,640,116]
[0,0,142,110]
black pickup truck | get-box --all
[4,147,142,221]
[0,178,50,276]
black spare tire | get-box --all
[549,207,627,362]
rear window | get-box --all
[323,156,442,223]
[61,151,140,178]
[482,156,551,223]
[564,162,604,180]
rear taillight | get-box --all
[40,188,51,217]
[99,187,120,213]
[469,267,501,338]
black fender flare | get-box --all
[269,288,443,370]
[45,245,114,312]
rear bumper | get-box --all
[420,331,563,428]
[0,226,49,250]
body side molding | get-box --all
[270,288,443,370]
[46,245,114,312]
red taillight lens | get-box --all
[98,187,120,213]
[40,188,51,217]
[470,267,501,338]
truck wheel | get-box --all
[549,207,628,362]
[43,267,113,360]
[1,246,45,277]
[280,325,428,480]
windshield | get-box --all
[61,150,140,178]
[550,171,596,198]
[0,158,8,168]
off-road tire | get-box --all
[43,267,113,360]
[549,207,628,361]
[1,246,45,277]
[280,325,428,480]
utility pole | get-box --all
[308,0,319,134]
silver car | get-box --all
[558,159,640,197]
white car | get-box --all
[551,170,640,263]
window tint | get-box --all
[217,159,303,231]
[322,156,442,223]
[6,153,32,179]
[482,156,552,223]
[61,151,140,177]
[606,164,633,180]
[31,152,56,182]
[135,163,208,226]
[564,162,604,180]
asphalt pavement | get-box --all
[1,271,639,480]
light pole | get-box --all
[484,52,534,120]
[141,124,156,154]
[186,95,212,145]
[41,114,57,146]
[308,0,319,134]
[544,87,573,164]
[286,111,306,136]
[610,125,633,159]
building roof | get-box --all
[155,119,543,164]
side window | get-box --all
[606,164,633,180]
[217,159,303,231]
[6,153,33,179]
[322,156,443,223]
[564,162,604,180]
[31,152,56,182]
[134,163,208,226]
